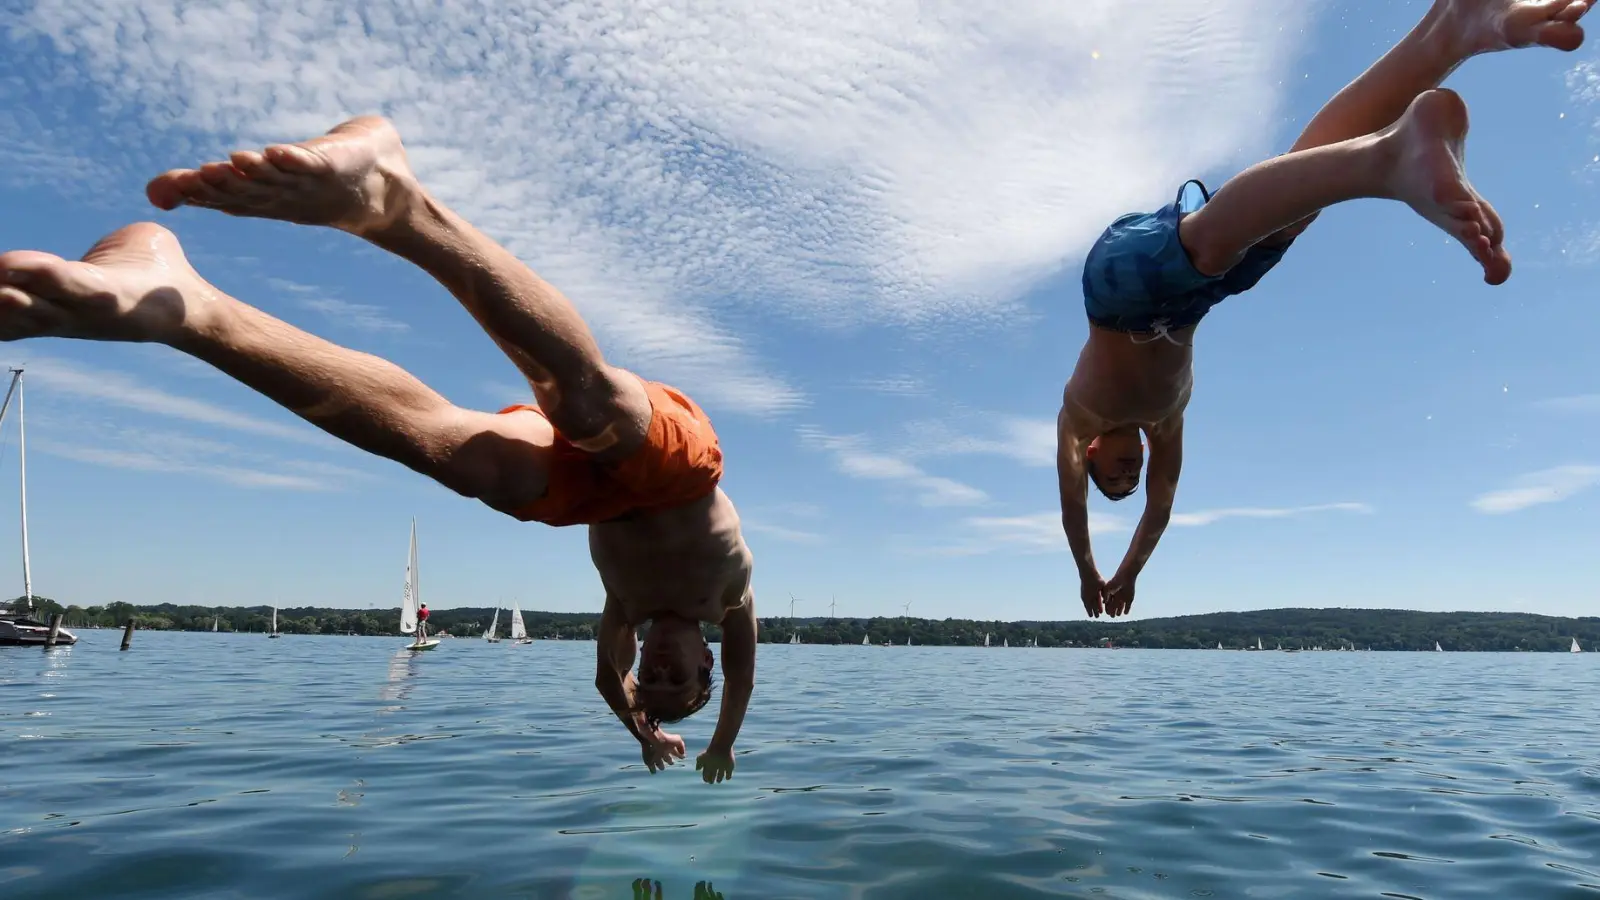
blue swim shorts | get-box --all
[1082,179,1294,334]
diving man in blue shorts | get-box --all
[1057,0,1590,618]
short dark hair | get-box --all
[641,650,717,729]
[1086,457,1138,502]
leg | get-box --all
[0,223,553,514]
[1179,0,1589,280]
[144,118,652,461]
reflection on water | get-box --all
[2,631,1599,899]
[630,879,727,900]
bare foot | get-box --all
[1385,89,1512,285]
[1436,0,1591,55]
[145,117,418,235]
[0,223,216,344]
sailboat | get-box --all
[1572,638,1582,654]
[1435,641,1443,652]
[0,368,77,648]
[789,631,799,645]
[861,633,869,646]
[1256,638,1263,651]
[1003,637,1009,648]
[484,607,501,643]
[984,633,990,647]
[510,599,532,644]
[268,605,280,638]
[212,615,219,633]
[401,518,439,651]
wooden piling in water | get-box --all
[120,619,135,651]
[44,612,62,648]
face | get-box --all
[1087,430,1145,497]
[638,616,712,715]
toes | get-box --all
[146,169,200,211]
[262,143,328,175]
[0,251,70,291]
[1539,21,1586,50]
[229,150,293,185]
[1557,0,1592,24]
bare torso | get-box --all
[1061,324,1197,440]
[588,487,753,627]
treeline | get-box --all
[17,598,1598,651]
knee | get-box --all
[540,366,651,452]
[1178,220,1244,278]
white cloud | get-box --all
[920,501,1369,556]
[1168,502,1373,527]
[852,376,928,397]
[29,422,370,491]
[1471,465,1600,514]
[904,415,1057,467]
[8,0,1314,417]
[22,356,326,446]
[799,426,987,507]
[1534,394,1600,413]
[267,278,409,334]
[745,522,827,544]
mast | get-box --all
[17,369,30,609]
[0,370,24,612]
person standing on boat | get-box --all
[1057,0,1590,620]
[417,603,430,641]
[0,119,755,785]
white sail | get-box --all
[1572,638,1582,653]
[1435,641,1443,652]
[271,606,278,634]
[0,369,31,611]
[861,633,868,645]
[485,608,500,641]
[1257,638,1263,651]
[1003,638,1008,648]
[789,632,798,645]
[984,633,990,647]
[16,371,29,608]
[510,600,528,641]
[400,518,419,634]
[212,615,218,632]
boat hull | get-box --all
[0,617,78,646]
[407,639,441,651]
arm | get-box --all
[1056,407,1098,576]
[1106,420,1184,614]
[592,596,656,748]
[706,594,756,758]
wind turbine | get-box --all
[829,595,837,618]
[902,601,912,618]
[789,593,803,620]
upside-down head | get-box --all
[636,614,716,728]
[1085,427,1144,501]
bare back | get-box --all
[589,488,753,627]
[1061,324,1196,440]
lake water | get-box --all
[3,631,1599,899]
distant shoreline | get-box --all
[14,600,1595,652]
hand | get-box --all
[1079,572,1106,618]
[641,729,685,773]
[696,746,736,784]
[1105,569,1136,617]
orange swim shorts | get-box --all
[496,379,723,527]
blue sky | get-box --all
[0,0,1596,621]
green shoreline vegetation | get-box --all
[15,597,1598,652]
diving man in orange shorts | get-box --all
[0,117,755,784]
[1059,0,1589,619]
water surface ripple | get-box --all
[3,633,1597,898]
